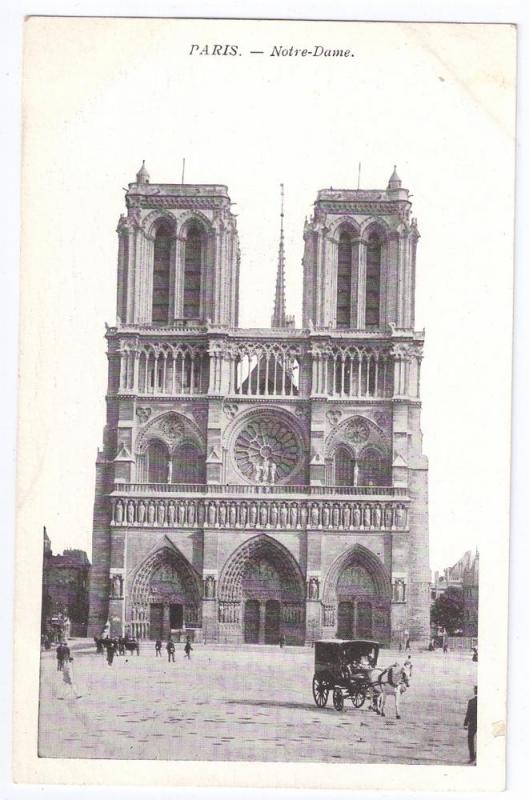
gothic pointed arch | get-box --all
[323,544,392,604]
[136,410,206,484]
[218,534,305,603]
[127,539,202,639]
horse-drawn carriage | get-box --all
[312,639,382,712]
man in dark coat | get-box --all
[464,685,478,763]
[166,638,175,662]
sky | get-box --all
[18,18,516,574]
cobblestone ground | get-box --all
[38,643,477,764]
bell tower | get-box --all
[116,162,240,327]
[302,167,419,331]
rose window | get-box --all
[345,418,370,444]
[234,416,302,483]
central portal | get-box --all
[219,534,306,645]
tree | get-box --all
[430,586,464,635]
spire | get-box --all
[136,160,150,185]
[387,165,402,189]
[271,183,287,328]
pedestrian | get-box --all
[166,638,175,663]
[184,637,193,660]
[118,636,125,656]
[443,642,448,654]
[58,656,82,700]
[403,654,413,682]
[155,639,162,657]
[472,647,478,663]
[463,686,478,764]
[106,639,115,666]
[56,642,65,671]
[405,637,410,651]
[279,634,285,649]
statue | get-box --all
[111,574,122,598]
[254,463,262,483]
[239,503,248,527]
[270,503,278,527]
[385,505,393,528]
[290,504,298,529]
[322,505,330,528]
[157,502,165,526]
[259,505,268,527]
[332,505,340,528]
[373,505,382,528]
[147,502,156,525]
[229,502,237,527]
[270,461,277,484]
[309,577,319,600]
[353,460,359,486]
[280,503,288,528]
[187,501,196,526]
[300,504,308,527]
[208,502,217,526]
[197,502,206,525]
[396,505,406,528]
[219,503,227,527]
[249,503,258,526]
[115,501,123,524]
[168,502,176,525]
[352,505,361,528]
[204,575,215,599]
[262,458,271,484]
[177,501,186,525]
[363,505,371,528]
[137,500,146,524]
[311,504,320,528]
[127,501,135,524]
[343,504,351,529]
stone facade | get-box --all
[42,528,91,637]
[87,164,430,646]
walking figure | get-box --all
[166,638,176,662]
[464,685,478,764]
[58,656,82,700]
[184,637,193,660]
[155,639,162,657]
[106,639,116,666]
[56,642,65,671]
[279,634,285,649]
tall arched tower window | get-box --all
[336,231,353,328]
[146,440,169,483]
[183,224,204,319]
[152,223,172,324]
[365,233,381,328]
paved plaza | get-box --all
[39,643,477,765]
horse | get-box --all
[374,663,410,719]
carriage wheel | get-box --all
[351,688,366,708]
[312,675,329,707]
[333,688,345,712]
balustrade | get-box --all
[118,343,209,395]
[115,482,406,497]
[311,345,393,398]
[110,495,408,531]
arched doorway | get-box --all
[128,545,202,640]
[323,544,391,644]
[218,535,305,645]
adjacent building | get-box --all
[42,527,91,637]
[87,164,430,646]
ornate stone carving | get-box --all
[223,402,239,419]
[160,414,184,444]
[345,418,370,444]
[111,495,409,532]
[233,415,303,484]
[136,407,152,424]
[326,409,342,426]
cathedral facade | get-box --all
[87,163,430,646]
